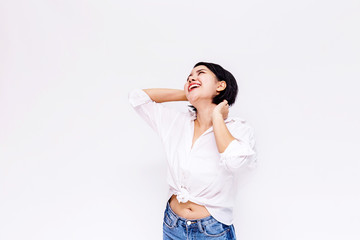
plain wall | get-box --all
[1,0,359,239]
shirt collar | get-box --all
[188,108,241,124]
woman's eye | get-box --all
[186,72,204,82]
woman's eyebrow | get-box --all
[187,69,207,79]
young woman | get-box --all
[128,62,257,239]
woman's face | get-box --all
[184,65,225,103]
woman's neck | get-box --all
[195,105,216,129]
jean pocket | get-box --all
[163,211,177,229]
[203,220,230,237]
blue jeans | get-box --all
[163,199,237,239]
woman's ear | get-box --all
[216,80,227,92]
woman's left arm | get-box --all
[212,100,235,153]
[212,117,235,153]
[212,100,257,172]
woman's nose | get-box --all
[188,76,195,83]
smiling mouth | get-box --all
[188,84,201,92]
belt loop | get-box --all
[166,201,179,228]
[173,215,179,227]
[172,211,179,228]
[197,220,204,233]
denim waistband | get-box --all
[165,199,221,230]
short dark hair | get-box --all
[188,61,238,112]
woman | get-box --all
[128,62,257,239]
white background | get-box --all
[1,0,359,239]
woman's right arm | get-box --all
[128,88,186,141]
[142,88,187,103]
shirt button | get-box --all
[187,220,192,225]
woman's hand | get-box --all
[212,99,229,121]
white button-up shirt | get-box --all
[128,88,257,225]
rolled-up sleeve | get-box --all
[128,88,181,141]
[219,125,257,173]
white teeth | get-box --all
[189,84,201,90]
